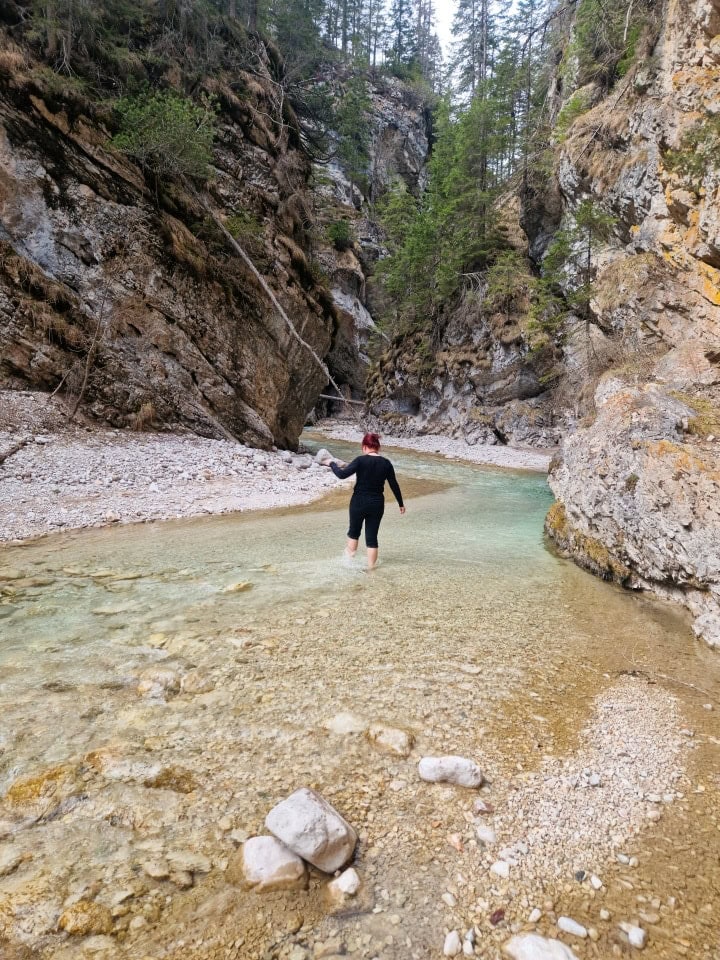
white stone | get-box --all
[418,756,484,788]
[528,908,542,923]
[599,909,610,921]
[619,923,646,949]
[557,917,587,938]
[324,712,367,735]
[504,934,580,960]
[265,788,357,873]
[238,836,306,892]
[463,939,475,956]
[444,930,462,956]
[590,874,603,890]
[367,723,414,757]
[328,867,360,898]
[475,824,496,844]
[588,773,601,787]
[490,860,510,879]
[442,892,457,907]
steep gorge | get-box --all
[365,0,720,646]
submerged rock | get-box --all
[58,901,113,936]
[227,836,307,892]
[265,788,357,873]
[418,756,484,788]
[367,723,414,757]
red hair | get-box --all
[362,432,381,452]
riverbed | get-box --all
[0,437,719,960]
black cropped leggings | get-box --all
[348,496,385,549]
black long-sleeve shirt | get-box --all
[330,455,404,507]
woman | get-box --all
[322,433,405,570]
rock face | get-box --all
[548,374,720,649]
[57,901,113,937]
[312,74,430,409]
[0,29,338,448]
[537,0,720,645]
[264,788,357,873]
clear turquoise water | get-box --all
[1,436,718,959]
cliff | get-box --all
[542,0,720,648]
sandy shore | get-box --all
[0,393,551,544]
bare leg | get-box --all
[345,538,358,559]
[367,547,378,570]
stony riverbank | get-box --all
[0,394,550,544]
[0,392,341,543]
[312,420,554,472]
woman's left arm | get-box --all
[330,457,360,480]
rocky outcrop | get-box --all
[542,0,720,645]
[0,28,339,448]
[547,367,720,647]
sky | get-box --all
[435,0,455,55]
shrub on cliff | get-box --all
[112,90,216,182]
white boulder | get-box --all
[265,788,357,873]
[418,756,484,788]
[444,930,462,956]
[504,934,580,960]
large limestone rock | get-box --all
[227,837,307,892]
[265,788,357,873]
[548,376,720,648]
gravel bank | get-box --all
[317,420,553,472]
[0,392,338,543]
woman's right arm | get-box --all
[330,457,360,480]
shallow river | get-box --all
[0,436,719,960]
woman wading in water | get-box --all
[321,433,405,570]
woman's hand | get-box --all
[399,506,406,515]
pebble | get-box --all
[367,723,414,758]
[442,892,458,908]
[443,930,462,956]
[557,917,587,938]
[619,922,647,948]
[325,712,368,735]
[142,859,170,880]
[528,908,542,923]
[599,909,611,920]
[490,860,510,879]
[590,874,603,890]
[328,867,360,898]
[418,756,484,788]
[265,788,357,873]
[475,824,496,844]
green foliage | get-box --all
[326,219,354,251]
[484,250,532,314]
[334,76,371,195]
[532,200,617,338]
[554,90,591,141]
[112,89,216,182]
[574,0,655,88]
[227,209,263,240]
[664,113,720,188]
